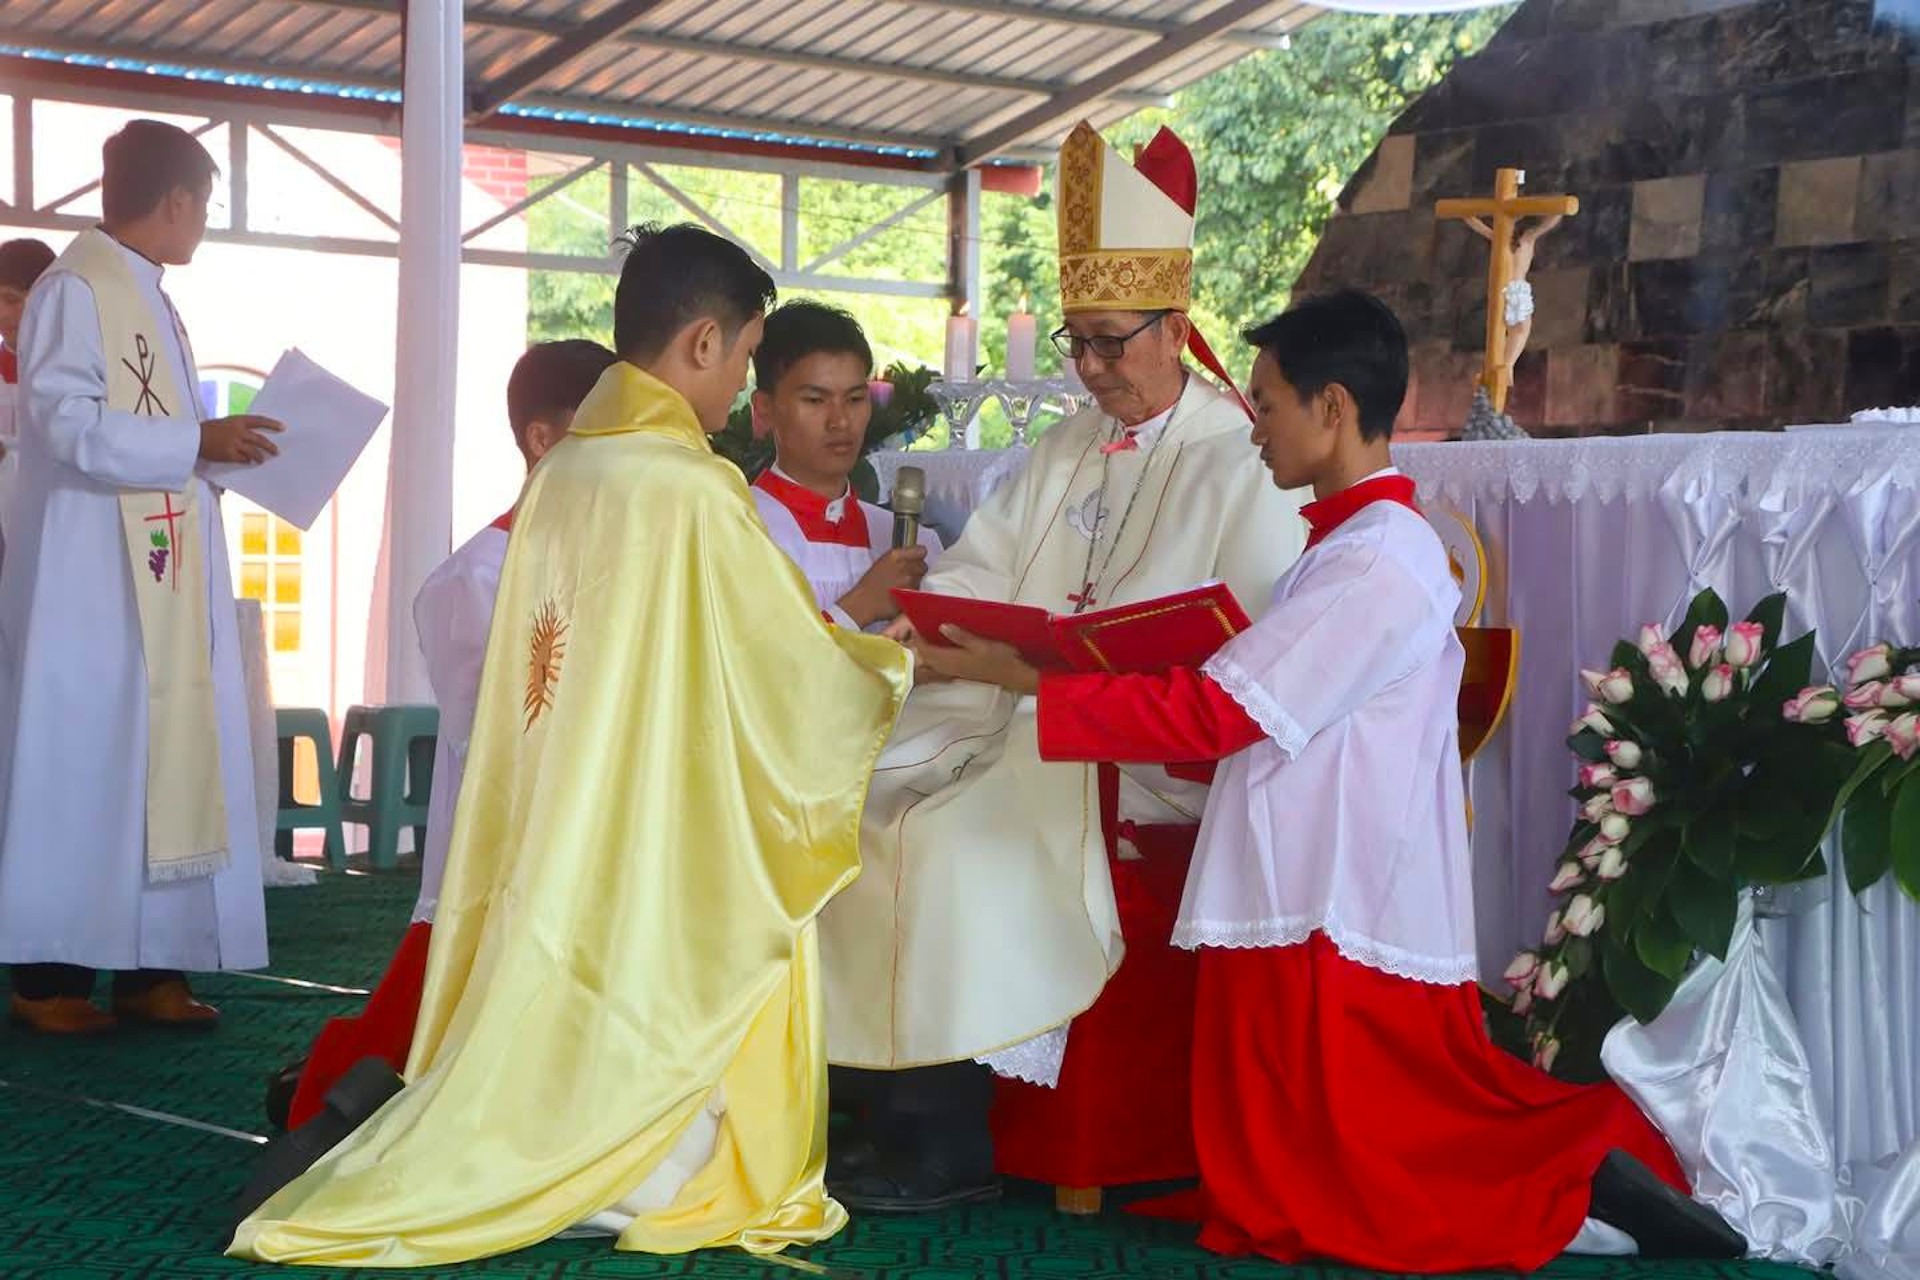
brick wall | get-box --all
[1296,0,1920,438]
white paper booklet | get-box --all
[201,348,387,529]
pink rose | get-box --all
[1573,704,1615,737]
[1725,620,1766,669]
[1599,811,1632,843]
[1894,675,1920,703]
[1534,960,1570,999]
[1544,909,1567,946]
[1702,663,1736,703]
[1595,667,1636,705]
[1879,681,1915,709]
[1847,684,1885,711]
[1564,894,1605,937]
[1783,686,1841,724]
[1848,644,1894,686]
[1549,860,1585,893]
[1605,739,1644,769]
[1648,644,1689,698]
[1612,777,1657,815]
[1578,762,1619,789]
[1597,845,1628,881]
[1847,711,1891,747]
[1581,793,1614,823]
[1637,623,1668,657]
[1511,987,1534,1016]
[1688,625,1723,670]
[1533,1035,1562,1072]
[1503,951,1541,990]
[1576,836,1608,869]
[1888,713,1920,761]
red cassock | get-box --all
[286,922,433,1128]
[990,670,1262,1188]
[1027,496,1689,1272]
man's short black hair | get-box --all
[0,239,54,292]
[612,223,776,364]
[507,339,619,453]
[101,120,219,226]
[1242,290,1409,442]
[753,300,874,392]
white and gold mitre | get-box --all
[1056,120,1198,314]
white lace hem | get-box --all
[978,1024,1068,1088]
[1202,655,1307,758]
[1172,915,1478,986]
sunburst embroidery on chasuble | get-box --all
[524,598,568,730]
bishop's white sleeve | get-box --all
[1202,543,1449,761]
[413,555,504,766]
[18,274,200,491]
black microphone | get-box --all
[891,465,926,550]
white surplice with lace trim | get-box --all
[1185,495,1477,984]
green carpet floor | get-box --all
[0,870,1818,1280]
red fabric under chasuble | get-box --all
[1143,936,1687,1273]
[287,922,434,1129]
[990,762,1201,1188]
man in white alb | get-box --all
[0,120,281,1034]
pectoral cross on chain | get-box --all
[121,334,170,416]
[1067,583,1098,611]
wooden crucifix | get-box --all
[1436,168,1579,413]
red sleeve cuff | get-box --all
[1037,667,1267,764]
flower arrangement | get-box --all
[1785,640,1920,900]
[1496,590,1861,1078]
[710,361,940,502]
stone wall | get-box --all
[1294,0,1920,439]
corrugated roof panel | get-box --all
[0,0,1329,167]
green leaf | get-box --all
[1562,935,1595,979]
[1607,828,1679,942]
[1830,741,1896,829]
[1882,754,1920,797]
[1568,729,1610,763]
[1633,907,1696,980]
[1748,632,1818,723]
[1611,640,1643,672]
[1603,933,1683,1024]
[1891,776,1920,901]
[1842,780,1895,895]
[1682,814,1738,878]
[1667,858,1738,961]
[1743,593,1788,654]
[1560,821,1598,862]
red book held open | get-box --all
[891,582,1252,674]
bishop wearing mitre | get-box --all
[821,121,1308,1211]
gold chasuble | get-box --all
[231,363,911,1267]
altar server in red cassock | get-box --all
[747,301,939,630]
[915,290,1745,1272]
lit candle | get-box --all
[944,309,977,382]
[1006,295,1036,383]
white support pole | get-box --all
[947,168,983,447]
[380,0,462,703]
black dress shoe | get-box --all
[827,1133,884,1182]
[1588,1150,1746,1259]
[230,1057,403,1230]
[830,1155,1001,1215]
[263,1058,306,1132]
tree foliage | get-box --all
[526,10,1514,383]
